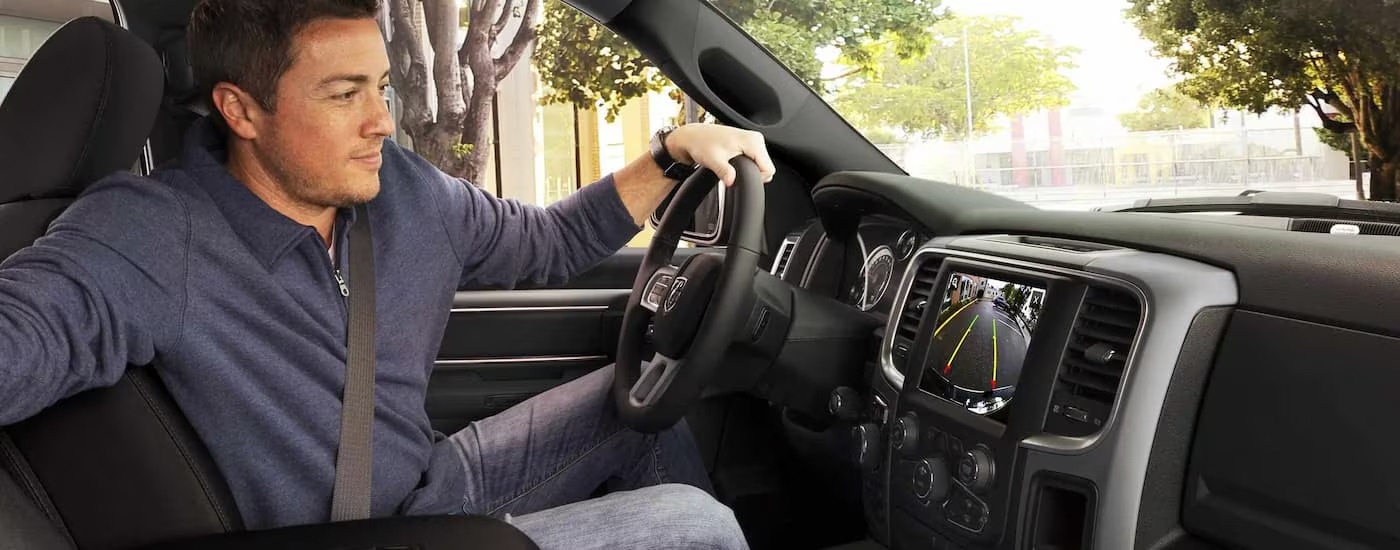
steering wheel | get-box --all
[613,156,766,433]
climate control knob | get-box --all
[957,446,995,493]
[829,386,862,422]
[853,423,882,472]
[912,456,950,502]
[892,413,919,456]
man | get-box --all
[0,1,775,548]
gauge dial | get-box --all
[894,230,919,261]
[849,246,896,311]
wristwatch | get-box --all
[649,125,698,181]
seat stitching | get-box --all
[0,430,77,545]
[130,373,240,531]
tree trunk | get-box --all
[386,0,541,185]
[1355,83,1398,201]
[457,0,498,185]
[1373,157,1399,202]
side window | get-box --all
[380,0,698,247]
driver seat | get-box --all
[0,16,245,550]
[0,16,539,550]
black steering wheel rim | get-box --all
[613,156,766,433]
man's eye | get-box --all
[377,84,389,97]
[336,90,357,100]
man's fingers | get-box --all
[745,132,777,183]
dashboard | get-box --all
[771,171,1400,550]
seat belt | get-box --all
[330,203,376,521]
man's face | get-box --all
[249,17,394,208]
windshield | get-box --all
[718,0,1397,209]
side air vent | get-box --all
[1046,285,1142,437]
[770,232,802,278]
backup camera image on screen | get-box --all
[920,272,1046,415]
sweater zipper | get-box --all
[333,269,350,298]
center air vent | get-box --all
[897,259,941,342]
[887,257,941,370]
[1046,285,1142,437]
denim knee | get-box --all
[637,484,747,550]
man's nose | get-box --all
[366,92,395,138]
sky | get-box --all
[941,0,1176,115]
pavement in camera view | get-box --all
[926,298,1030,392]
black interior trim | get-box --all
[143,515,539,550]
[1134,307,1233,550]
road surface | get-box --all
[926,298,1030,392]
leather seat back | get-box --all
[0,16,244,550]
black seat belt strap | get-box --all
[330,203,375,521]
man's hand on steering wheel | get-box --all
[664,124,777,186]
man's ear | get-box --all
[210,82,264,140]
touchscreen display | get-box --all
[919,272,1046,415]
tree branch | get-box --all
[493,0,541,85]
[386,0,432,139]
[424,0,467,130]
[1305,92,1352,133]
[490,0,515,39]
[820,67,863,81]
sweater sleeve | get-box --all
[422,159,641,289]
[0,175,189,424]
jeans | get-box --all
[447,364,748,550]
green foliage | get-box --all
[451,142,476,159]
[1119,86,1212,132]
[533,0,943,118]
[1127,0,1400,198]
[831,15,1077,139]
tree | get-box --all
[534,0,944,120]
[1127,0,1400,200]
[830,15,1077,139]
[1119,86,1212,132]
[387,0,542,184]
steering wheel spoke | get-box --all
[628,353,683,409]
[639,265,681,313]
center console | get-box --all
[852,235,1236,549]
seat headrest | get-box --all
[161,36,198,105]
[0,17,163,203]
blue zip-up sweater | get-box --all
[0,117,640,529]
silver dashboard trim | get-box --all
[449,305,609,313]
[435,354,609,368]
[770,234,800,278]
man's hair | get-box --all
[188,0,381,112]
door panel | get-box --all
[427,248,703,432]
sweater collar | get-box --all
[179,117,358,269]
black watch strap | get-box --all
[650,126,697,181]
